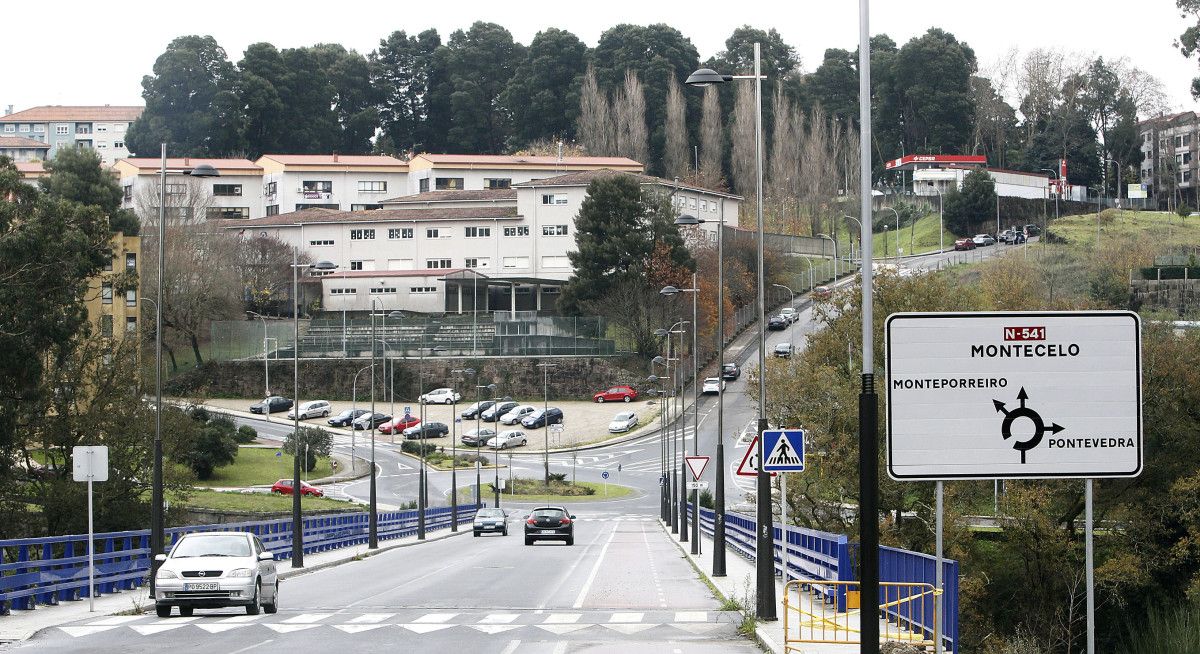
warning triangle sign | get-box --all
[764,432,803,470]
[685,456,709,480]
[736,436,777,477]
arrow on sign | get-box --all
[684,456,710,480]
[735,436,777,477]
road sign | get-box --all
[735,436,777,477]
[762,430,805,472]
[72,446,108,482]
[687,481,709,490]
[549,424,564,432]
[601,471,610,480]
[685,456,710,480]
[886,311,1142,480]
[658,475,668,487]
[403,406,412,414]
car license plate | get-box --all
[184,582,219,591]
[540,529,557,534]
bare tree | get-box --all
[664,75,689,179]
[699,86,724,189]
[730,82,757,199]
[235,234,305,316]
[614,70,649,166]
[133,176,213,226]
[578,64,614,156]
[768,85,801,207]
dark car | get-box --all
[722,363,741,380]
[250,396,293,414]
[521,407,565,429]
[1024,224,1041,236]
[524,506,575,546]
[352,412,392,430]
[473,508,508,537]
[461,428,497,447]
[402,422,450,439]
[481,401,518,422]
[328,408,369,427]
[460,401,495,420]
[768,316,788,331]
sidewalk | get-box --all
[0,525,471,643]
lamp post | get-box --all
[415,335,445,540]
[816,233,838,281]
[843,215,863,267]
[772,284,795,346]
[483,383,500,506]
[350,363,373,481]
[450,367,476,531]
[367,299,387,549]
[882,206,901,260]
[927,182,945,253]
[150,151,219,591]
[247,311,271,400]
[536,363,557,486]
[649,364,669,523]
[686,41,771,617]
[662,277,700,553]
[654,322,688,534]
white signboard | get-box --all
[72,446,109,482]
[886,312,1142,480]
[1127,183,1148,199]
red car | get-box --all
[270,479,324,497]
[379,414,420,435]
[953,238,976,251]
[593,385,637,403]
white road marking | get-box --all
[196,624,250,634]
[605,623,657,634]
[470,624,521,634]
[348,613,394,623]
[479,613,519,624]
[400,623,454,634]
[264,624,319,633]
[218,614,265,623]
[58,626,118,638]
[543,613,582,624]
[572,523,619,609]
[413,612,457,623]
[537,624,590,635]
[85,616,142,626]
[609,612,644,623]
[228,639,274,654]
[334,624,387,634]
[130,624,188,635]
[283,612,332,623]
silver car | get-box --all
[287,400,331,420]
[154,532,279,618]
[608,411,639,433]
[488,430,528,449]
[499,405,536,425]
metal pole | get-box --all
[262,316,269,397]
[451,392,458,532]
[714,211,727,577]
[87,461,94,612]
[678,330,687,541]
[291,246,304,567]
[150,143,166,592]
[368,304,378,549]
[691,273,699,554]
[780,473,788,584]
[417,340,426,539]
[935,480,944,654]
[857,4,879,651]
[1086,479,1095,654]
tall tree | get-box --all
[235,42,288,156]
[373,29,442,155]
[310,44,379,155]
[663,75,689,179]
[502,28,589,147]
[729,83,757,198]
[698,86,724,189]
[277,46,341,154]
[614,70,649,166]
[892,28,977,154]
[768,85,801,202]
[1177,0,1200,98]
[805,49,859,125]
[39,147,122,215]
[710,25,800,83]
[435,22,524,153]
[578,64,614,156]
[970,75,1019,168]
[942,169,997,235]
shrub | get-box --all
[548,472,567,483]
[401,441,437,457]
[699,489,714,509]
[235,425,258,443]
[1177,203,1193,218]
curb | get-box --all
[276,526,472,581]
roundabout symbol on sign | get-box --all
[993,387,1065,464]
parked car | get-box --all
[593,385,637,403]
[780,307,799,323]
[972,234,996,246]
[524,506,575,546]
[812,286,832,300]
[352,412,392,430]
[499,405,537,425]
[328,408,369,427]
[768,315,788,331]
[379,414,420,435]
[153,532,278,618]
[402,422,450,440]
[1024,224,1041,236]
[472,508,508,537]
[488,430,528,449]
[953,238,976,251]
[419,388,462,405]
[481,401,519,422]
[460,401,495,420]
[270,479,323,497]
[608,411,639,433]
[286,400,330,421]
[461,428,498,447]
[1012,232,1026,244]
[522,407,565,429]
[702,377,726,394]
[774,343,793,358]
[722,363,741,380]
[250,396,292,415]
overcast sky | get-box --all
[6,0,1198,115]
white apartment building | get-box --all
[404,153,642,194]
[113,158,265,221]
[0,105,141,164]
[1138,111,1199,208]
[258,154,409,215]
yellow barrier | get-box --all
[783,579,940,651]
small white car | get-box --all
[702,377,726,394]
[608,411,639,433]
[419,388,462,405]
[499,405,536,425]
[488,430,528,449]
[154,531,278,618]
[287,400,331,420]
[780,307,798,323]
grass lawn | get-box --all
[173,489,357,514]
[456,480,635,503]
[1049,210,1200,249]
[205,447,332,487]
[871,213,959,257]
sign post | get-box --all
[73,446,109,612]
[761,430,805,583]
[601,470,609,496]
[887,311,1143,654]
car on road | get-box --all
[608,411,639,433]
[249,396,292,415]
[1012,231,1026,244]
[722,363,740,380]
[153,531,278,618]
[379,414,420,435]
[499,405,537,425]
[419,388,462,405]
[461,427,497,447]
[774,343,793,358]
[352,412,391,430]
[593,385,637,403]
[524,506,575,546]
[521,407,564,429]
[327,408,368,427]
[286,400,330,421]
[481,401,519,422]
[768,315,788,331]
[972,234,996,246]
[1024,224,1041,236]
[812,286,832,300]
[488,430,528,449]
[702,377,726,394]
[402,422,450,439]
[460,401,495,420]
[953,237,976,251]
[270,479,323,497]
[780,307,799,323]
[473,508,508,537]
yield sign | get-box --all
[685,456,710,480]
[736,436,777,477]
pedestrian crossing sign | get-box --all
[761,429,805,472]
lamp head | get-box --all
[310,260,338,271]
[651,355,666,365]
[653,329,668,337]
[185,163,220,178]
[387,311,403,319]
[674,213,702,226]
[659,285,680,297]
[646,374,659,384]
[685,68,731,87]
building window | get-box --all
[100,315,113,336]
[464,226,491,238]
[101,283,113,304]
[264,181,277,197]
[295,203,339,210]
[96,143,108,150]
[122,185,132,201]
[126,317,137,333]
[358,180,387,193]
[57,125,71,135]
[96,125,108,133]
[503,226,529,237]
[410,286,437,294]
[165,183,186,196]
[126,289,137,307]
[426,258,452,269]
[350,261,364,271]
[435,177,464,190]
[711,200,718,213]
[113,141,124,149]
[419,178,429,193]
[302,180,333,193]
[212,184,242,196]
[541,256,570,268]
[541,193,568,205]
[205,207,250,220]
[266,205,280,216]
[350,229,376,240]
[542,286,560,294]
[1181,170,1194,184]
[389,228,414,240]
[503,257,530,269]
[309,239,335,247]
[542,225,568,236]
[464,258,490,269]
[369,287,397,294]
[1178,152,1193,166]
[699,200,708,211]
[426,228,451,239]
[351,204,383,211]
[33,124,44,133]
[1,125,12,133]
[103,251,113,271]
[486,178,511,189]
[126,253,136,270]
[329,287,357,295]
[18,124,29,133]
[1176,135,1193,149]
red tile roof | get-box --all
[513,168,741,198]
[221,206,519,229]
[382,189,517,204]
[0,136,50,149]
[258,154,406,167]
[0,106,143,123]
[118,157,262,171]
[415,153,643,168]
[15,161,46,176]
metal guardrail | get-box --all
[0,505,478,615]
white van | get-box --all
[780,307,798,323]
[288,400,331,420]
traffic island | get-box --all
[455,476,636,503]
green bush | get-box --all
[1177,203,1193,218]
[548,472,567,483]
[401,441,437,457]
[235,425,258,444]
[699,489,714,509]
[1120,601,1200,654]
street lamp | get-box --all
[415,332,446,540]
[481,382,500,506]
[772,284,795,346]
[816,233,838,280]
[350,363,373,472]
[843,215,862,266]
[649,362,669,523]
[882,206,902,261]
[450,367,476,531]
[926,182,945,254]
[535,363,557,487]
[246,311,273,401]
[687,42,771,616]
[662,277,700,553]
[367,298,387,549]
[654,323,688,534]
[150,150,219,591]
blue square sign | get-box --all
[761,429,805,472]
